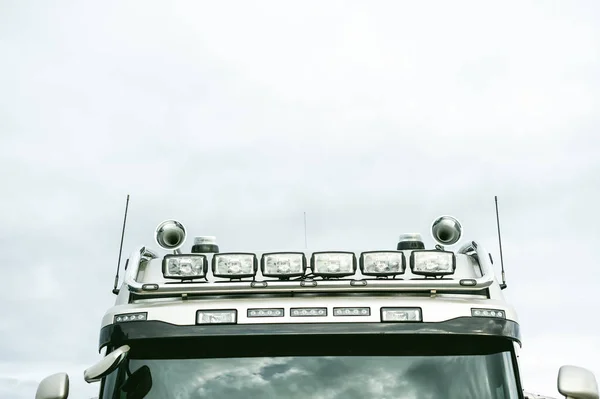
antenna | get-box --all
[303,212,308,249]
[494,196,507,290]
[112,194,130,295]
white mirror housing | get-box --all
[84,344,131,383]
[558,365,599,399]
[35,372,69,399]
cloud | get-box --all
[0,362,98,399]
[519,333,600,396]
[1,1,599,398]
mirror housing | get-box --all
[121,365,153,399]
[558,365,599,399]
[35,372,69,399]
[84,344,131,383]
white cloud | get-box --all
[519,333,599,397]
[0,362,98,399]
[1,0,599,397]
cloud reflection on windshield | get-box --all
[130,353,516,399]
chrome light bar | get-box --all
[124,242,494,296]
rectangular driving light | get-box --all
[212,253,257,279]
[472,308,506,318]
[360,251,406,277]
[410,250,456,277]
[114,312,147,323]
[311,252,356,277]
[196,310,237,325]
[261,252,306,278]
[291,307,327,317]
[162,254,207,279]
[247,308,284,318]
[381,308,422,322]
[333,307,371,317]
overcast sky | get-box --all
[1,1,599,398]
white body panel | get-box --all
[103,294,518,328]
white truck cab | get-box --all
[36,216,598,399]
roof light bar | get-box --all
[125,242,496,295]
[247,308,284,318]
[381,307,422,322]
[410,250,456,277]
[196,310,237,325]
[141,283,159,291]
[212,253,257,279]
[472,308,505,318]
[261,253,306,278]
[291,308,327,317]
[333,307,370,317]
[162,254,207,279]
[360,251,406,277]
[114,312,147,323]
[311,252,356,277]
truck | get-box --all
[35,215,598,399]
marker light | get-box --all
[114,312,147,323]
[311,252,356,277]
[472,308,506,318]
[381,308,422,322]
[291,308,327,317]
[261,253,306,278]
[247,308,284,318]
[333,307,370,316]
[360,251,406,277]
[410,250,456,277]
[162,255,207,279]
[212,253,257,279]
[196,310,237,324]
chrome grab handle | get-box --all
[124,246,158,292]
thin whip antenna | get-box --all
[304,212,308,249]
[112,194,130,295]
[495,196,507,290]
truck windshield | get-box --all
[101,334,521,399]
